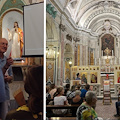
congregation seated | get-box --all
[5,66,43,120]
[76,91,99,120]
[75,84,81,91]
[53,86,69,115]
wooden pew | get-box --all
[46,104,80,117]
[47,117,76,120]
[46,104,79,109]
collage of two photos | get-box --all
[0,0,44,120]
[0,0,120,120]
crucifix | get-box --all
[104,47,111,64]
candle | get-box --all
[102,50,103,56]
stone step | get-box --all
[97,96,118,100]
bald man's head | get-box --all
[0,38,8,54]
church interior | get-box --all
[46,0,120,119]
[0,0,44,120]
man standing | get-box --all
[0,38,13,120]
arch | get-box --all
[0,9,23,38]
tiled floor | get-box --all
[96,99,120,120]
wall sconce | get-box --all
[69,61,72,67]
[46,45,55,59]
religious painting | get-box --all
[81,72,87,84]
[2,11,23,59]
[117,72,120,83]
[90,72,97,83]
[90,48,94,65]
[101,34,114,56]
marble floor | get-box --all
[96,99,120,120]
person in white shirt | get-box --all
[53,86,69,115]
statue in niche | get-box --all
[8,22,24,58]
[101,34,114,56]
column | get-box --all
[89,47,90,65]
[86,45,88,65]
[80,44,82,65]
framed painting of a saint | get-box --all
[91,72,97,83]
[81,72,87,84]
[117,72,120,83]
[101,34,114,56]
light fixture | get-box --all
[46,45,55,59]
[69,61,72,67]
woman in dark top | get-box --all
[71,90,83,116]
[5,66,43,120]
[71,90,83,105]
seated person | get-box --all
[46,86,51,105]
[114,92,120,117]
[71,90,83,117]
[76,91,98,120]
[64,84,70,96]
[71,90,83,105]
[49,84,57,99]
[53,86,69,115]
[80,84,90,98]
[75,73,80,80]
[67,85,76,99]
[5,66,43,120]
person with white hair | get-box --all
[71,90,83,117]
[71,90,83,105]
[76,91,98,120]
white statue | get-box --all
[8,22,23,59]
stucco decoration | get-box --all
[0,0,24,16]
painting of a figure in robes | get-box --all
[101,34,114,56]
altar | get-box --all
[71,64,120,97]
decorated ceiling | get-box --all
[52,0,120,35]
